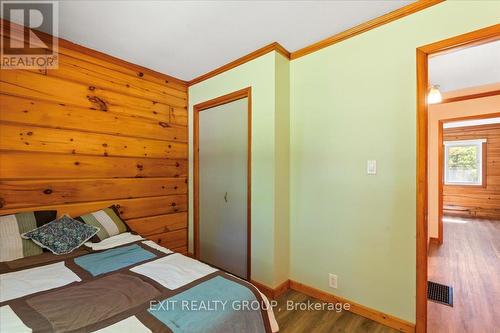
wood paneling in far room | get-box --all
[0,20,189,253]
[443,123,500,220]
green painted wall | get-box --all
[275,53,291,284]
[189,52,290,287]
[189,0,500,323]
[290,1,500,322]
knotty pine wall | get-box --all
[0,24,189,253]
[443,123,500,220]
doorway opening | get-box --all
[429,114,500,332]
[437,113,500,244]
[193,87,252,280]
[416,25,500,333]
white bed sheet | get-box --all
[141,240,173,254]
[0,306,32,333]
[94,316,151,333]
[0,262,81,302]
[84,232,144,251]
[130,253,217,290]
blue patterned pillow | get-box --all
[22,215,100,255]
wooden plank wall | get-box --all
[0,23,189,253]
[443,123,500,220]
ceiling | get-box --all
[429,40,500,92]
[444,117,500,129]
[7,0,415,81]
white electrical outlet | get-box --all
[329,273,338,289]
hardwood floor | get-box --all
[428,216,500,333]
[274,290,399,333]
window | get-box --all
[444,139,486,186]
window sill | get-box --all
[444,183,486,189]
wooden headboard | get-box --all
[0,21,188,253]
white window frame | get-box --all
[444,139,486,186]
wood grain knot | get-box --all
[87,96,108,111]
[158,122,170,128]
[0,198,5,208]
[27,131,33,136]
[136,164,144,171]
[138,72,144,77]
[88,86,96,91]
[43,189,53,195]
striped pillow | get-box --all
[0,211,57,262]
[76,206,129,242]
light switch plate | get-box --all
[367,160,377,175]
[329,273,338,289]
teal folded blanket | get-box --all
[74,244,155,276]
[149,276,266,333]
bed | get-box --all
[0,233,278,333]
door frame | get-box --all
[193,87,252,280]
[415,24,500,333]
